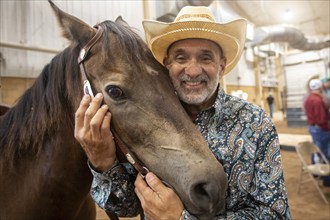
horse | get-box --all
[0,104,10,116]
[0,1,227,220]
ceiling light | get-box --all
[283,9,293,20]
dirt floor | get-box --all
[275,113,330,220]
[95,112,330,220]
[282,148,330,220]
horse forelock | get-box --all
[98,21,155,72]
[0,47,82,171]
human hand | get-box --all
[74,93,116,172]
[134,172,184,220]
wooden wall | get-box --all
[0,77,35,105]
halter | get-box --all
[77,25,149,178]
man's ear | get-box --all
[163,57,168,66]
[219,57,227,77]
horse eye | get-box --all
[106,86,125,100]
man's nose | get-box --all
[185,60,202,77]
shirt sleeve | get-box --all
[89,161,141,217]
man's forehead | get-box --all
[168,38,222,54]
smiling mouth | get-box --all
[183,81,205,89]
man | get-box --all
[321,77,330,108]
[75,6,291,219]
[266,93,275,118]
[304,79,330,161]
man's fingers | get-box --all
[135,173,151,196]
[135,172,166,196]
[134,182,144,203]
[83,93,103,130]
[135,173,149,190]
[100,110,111,137]
[90,104,109,139]
[75,95,91,132]
[145,172,165,194]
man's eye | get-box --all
[106,86,126,100]
[175,55,186,63]
[202,55,212,61]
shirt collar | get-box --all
[195,87,248,126]
[194,87,226,126]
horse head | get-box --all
[50,1,227,218]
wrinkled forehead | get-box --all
[166,38,224,57]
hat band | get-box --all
[151,27,237,38]
[175,14,216,22]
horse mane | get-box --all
[98,20,156,71]
[0,46,82,171]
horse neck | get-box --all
[20,50,80,134]
[0,49,82,171]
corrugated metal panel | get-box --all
[284,54,326,126]
[285,60,325,101]
[0,0,144,78]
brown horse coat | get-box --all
[0,1,227,219]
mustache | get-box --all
[180,74,209,83]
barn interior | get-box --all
[0,1,329,219]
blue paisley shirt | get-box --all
[90,88,292,219]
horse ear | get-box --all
[48,0,95,45]
[115,16,129,27]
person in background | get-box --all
[75,6,291,219]
[266,93,275,118]
[321,77,330,109]
[304,79,330,158]
[304,79,330,186]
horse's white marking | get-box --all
[146,65,159,76]
[160,145,180,152]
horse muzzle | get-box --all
[183,164,228,219]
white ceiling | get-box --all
[225,0,329,38]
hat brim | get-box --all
[143,19,247,75]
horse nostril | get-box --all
[188,179,226,217]
[191,181,214,205]
[195,182,209,198]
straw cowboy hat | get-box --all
[143,6,247,75]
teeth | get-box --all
[185,81,202,86]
